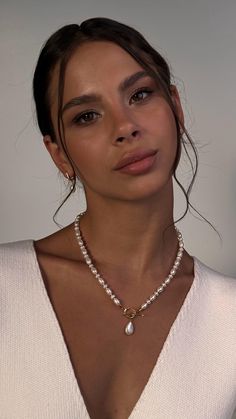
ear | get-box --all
[170,85,185,129]
[43,135,74,178]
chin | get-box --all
[115,174,173,202]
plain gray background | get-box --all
[1,0,236,275]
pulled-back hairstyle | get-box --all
[33,17,199,223]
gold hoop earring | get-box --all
[65,172,76,192]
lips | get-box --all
[114,149,157,170]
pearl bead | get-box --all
[74,212,184,331]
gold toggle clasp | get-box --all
[123,307,144,319]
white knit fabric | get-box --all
[0,240,236,419]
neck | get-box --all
[77,184,178,283]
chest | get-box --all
[44,270,193,419]
[3,247,236,419]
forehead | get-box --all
[67,40,140,69]
[48,41,147,115]
[62,41,143,96]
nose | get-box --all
[116,129,139,143]
[111,106,140,144]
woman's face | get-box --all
[47,41,184,203]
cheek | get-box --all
[65,140,108,183]
[148,105,178,148]
[149,108,178,175]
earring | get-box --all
[65,172,76,192]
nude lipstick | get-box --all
[114,149,157,175]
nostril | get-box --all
[116,136,125,143]
[116,130,139,143]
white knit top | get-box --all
[0,240,236,419]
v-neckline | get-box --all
[30,240,200,419]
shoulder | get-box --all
[194,257,236,285]
[0,239,34,256]
[194,256,236,306]
[0,223,74,266]
[34,223,81,262]
[0,240,35,274]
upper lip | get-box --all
[113,148,157,170]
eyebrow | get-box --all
[119,70,149,93]
[61,70,150,114]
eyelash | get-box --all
[130,87,154,104]
[72,87,154,126]
[72,111,99,125]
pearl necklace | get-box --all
[74,212,184,336]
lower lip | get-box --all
[117,153,157,175]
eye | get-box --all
[72,111,100,125]
[130,88,153,104]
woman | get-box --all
[0,17,235,419]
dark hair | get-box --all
[33,17,201,225]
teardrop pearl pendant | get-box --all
[74,212,184,336]
[125,321,135,336]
